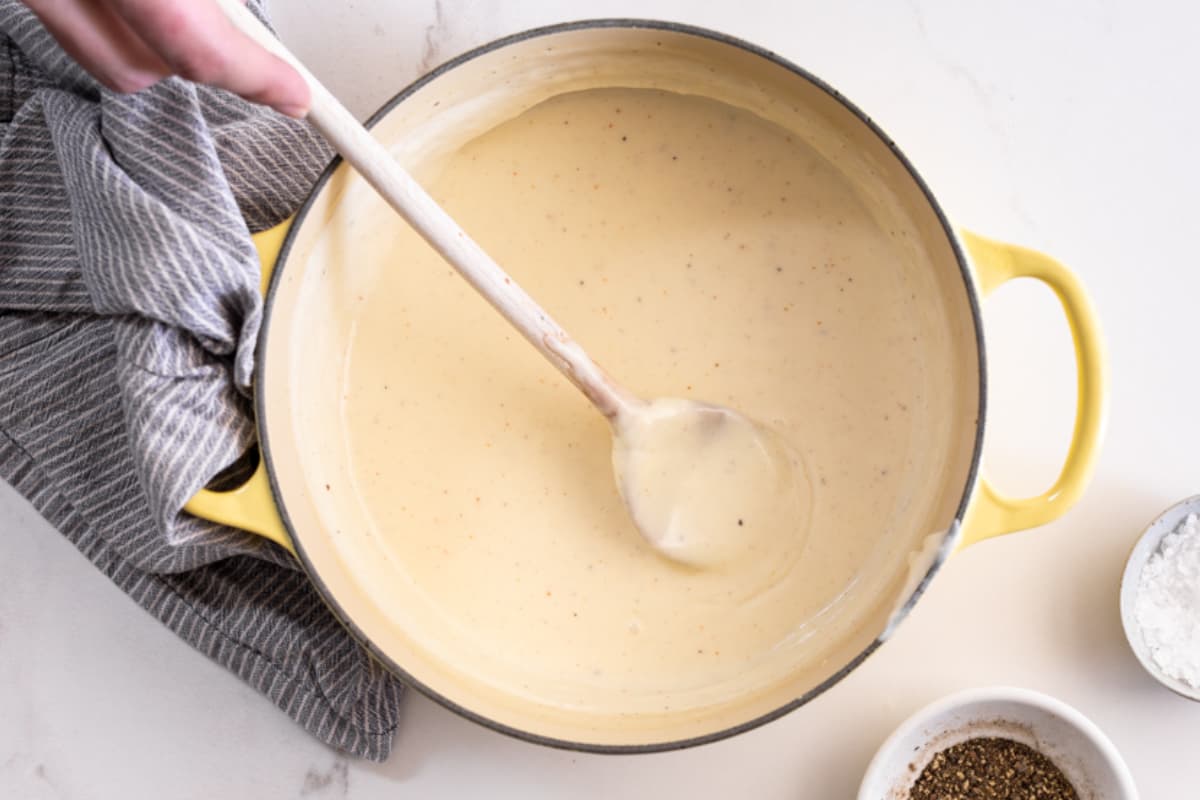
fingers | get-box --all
[107,0,310,116]
[23,0,310,116]
[23,0,171,92]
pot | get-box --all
[185,20,1106,751]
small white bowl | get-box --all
[858,687,1137,800]
[1120,494,1200,701]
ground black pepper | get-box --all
[909,737,1078,800]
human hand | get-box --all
[21,0,310,117]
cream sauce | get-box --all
[612,398,809,571]
[329,88,934,712]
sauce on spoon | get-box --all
[613,398,809,568]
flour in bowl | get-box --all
[1135,512,1200,687]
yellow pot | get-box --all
[186,21,1106,751]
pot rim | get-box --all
[255,18,988,754]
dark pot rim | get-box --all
[255,18,987,754]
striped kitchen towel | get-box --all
[0,1,403,760]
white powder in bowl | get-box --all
[1135,512,1200,688]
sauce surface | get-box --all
[326,88,937,712]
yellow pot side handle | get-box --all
[251,217,290,295]
[958,230,1108,549]
[182,218,296,555]
[185,457,293,553]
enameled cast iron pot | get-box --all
[185,20,1107,752]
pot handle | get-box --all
[958,231,1108,548]
[183,219,295,555]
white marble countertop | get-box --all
[3,0,1198,797]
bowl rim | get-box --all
[857,686,1137,800]
[1119,494,1200,701]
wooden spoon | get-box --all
[217,0,808,568]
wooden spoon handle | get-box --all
[215,0,636,419]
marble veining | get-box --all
[301,758,350,796]
[417,0,447,76]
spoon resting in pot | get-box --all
[217,0,809,569]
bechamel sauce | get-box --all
[325,88,933,712]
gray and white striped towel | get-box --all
[0,1,403,760]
